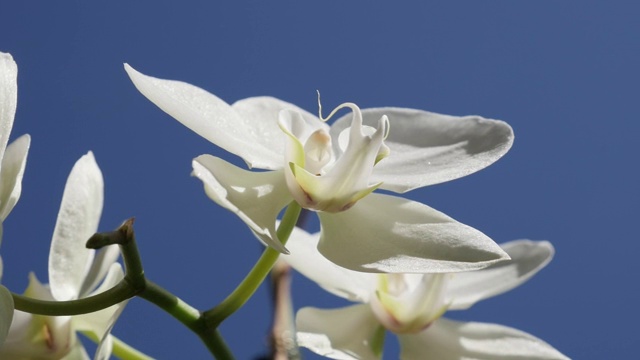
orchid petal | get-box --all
[91,267,128,360]
[399,318,569,360]
[0,134,30,221]
[371,274,450,334]
[0,52,17,164]
[278,109,308,168]
[74,264,127,347]
[79,246,120,298]
[285,106,386,212]
[0,285,13,348]
[296,305,382,360]
[283,226,377,303]
[49,152,103,301]
[24,272,55,300]
[232,96,325,167]
[330,108,514,193]
[94,334,114,360]
[10,274,75,359]
[279,109,350,211]
[447,240,554,310]
[317,193,509,273]
[192,155,292,253]
[2,310,75,359]
[125,64,282,169]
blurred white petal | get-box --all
[79,246,120,298]
[297,305,381,360]
[0,134,30,222]
[447,240,554,310]
[0,52,17,164]
[49,152,103,301]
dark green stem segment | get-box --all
[203,201,302,329]
[12,281,137,315]
[87,218,146,290]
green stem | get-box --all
[138,280,201,330]
[138,280,235,360]
[82,331,154,360]
[111,335,154,360]
[203,201,302,329]
[87,218,146,289]
[12,280,137,315]
[371,325,386,358]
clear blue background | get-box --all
[1,1,638,359]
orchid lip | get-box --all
[370,273,451,334]
[280,101,390,213]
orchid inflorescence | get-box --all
[0,51,568,359]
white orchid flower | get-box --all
[0,51,31,348]
[284,227,569,360]
[125,65,514,273]
[0,152,127,360]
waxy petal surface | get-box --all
[447,240,554,310]
[317,193,509,273]
[125,65,283,169]
[399,318,569,360]
[296,305,381,360]
[284,226,377,303]
[49,152,103,301]
[79,246,121,299]
[0,52,17,164]
[0,134,30,221]
[192,155,292,253]
[330,108,513,193]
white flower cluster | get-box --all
[0,50,568,359]
[124,64,569,359]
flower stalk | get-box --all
[81,331,154,360]
[203,201,302,329]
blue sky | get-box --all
[1,1,638,359]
